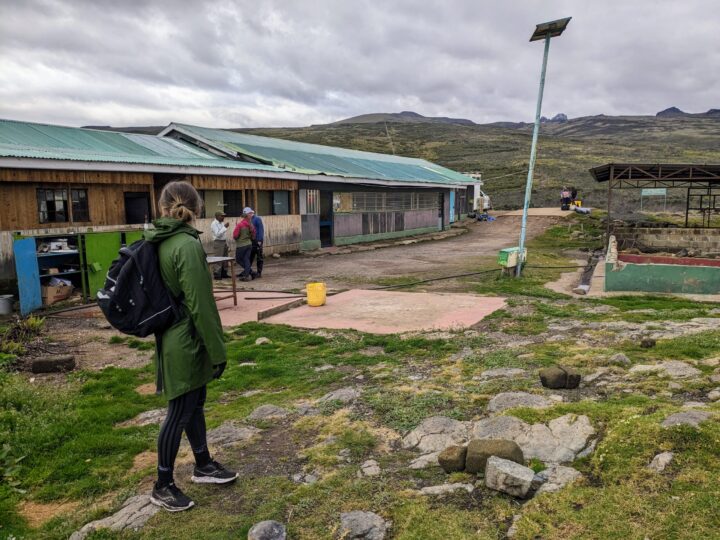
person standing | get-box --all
[248,209,264,278]
[233,208,255,281]
[144,181,237,512]
[210,211,229,279]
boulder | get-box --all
[248,520,287,540]
[69,495,159,540]
[708,388,720,401]
[402,416,469,454]
[248,404,289,421]
[205,422,260,447]
[338,511,389,540]
[539,366,580,389]
[470,416,528,441]
[485,456,535,498]
[419,483,474,496]
[661,410,711,428]
[487,392,555,413]
[534,465,582,494]
[31,355,76,373]
[465,439,524,474]
[640,338,656,348]
[317,387,361,404]
[516,414,595,463]
[609,353,631,366]
[648,451,674,473]
[438,445,467,473]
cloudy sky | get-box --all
[1,0,718,128]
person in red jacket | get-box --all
[232,208,256,281]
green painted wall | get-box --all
[605,262,720,294]
[301,240,322,251]
[334,226,439,246]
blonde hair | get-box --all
[158,181,203,222]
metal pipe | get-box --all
[516,33,551,277]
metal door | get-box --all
[83,232,122,299]
[449,191,456,223]
[14,237,42,315]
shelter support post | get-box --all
[605,165,614,244]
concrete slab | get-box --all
[496,208,575,218]
[263,289,506,334]
[216,291,302,327]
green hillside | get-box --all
[241,114,720,206]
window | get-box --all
[272,191,289,215]
[37,188,68,223]
[305,189,320,214]
[342,191,440,213]
[223,190,244,217]
[71,189,89,221]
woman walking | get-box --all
[144,181,237,512]
[233,207,256,281]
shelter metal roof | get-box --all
[0,119,283,173]
[163,123,477,186]
[590,163,720,188]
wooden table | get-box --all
[206,256,237,307]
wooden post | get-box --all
[605,165,614,244]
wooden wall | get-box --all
[188,175,297,191]
[0,168,152,185]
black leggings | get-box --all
[157,385,208,479]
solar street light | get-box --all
[516,17,571,277]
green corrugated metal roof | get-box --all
[0,119,283,172]
[169,123,476,186]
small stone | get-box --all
[640,338,656,348]
[419,483,474,496]
[708,389,720,401]
[247,404,289,421]
[485,456,535,498]
[241,389,264,397]
[255,337,272,345]
[314,364,334,372]
[239,362,258,367]
[248,520,287,540]
[629,361,702,379]
[668,382,682,390]
[291,472,318,485]
[117,408,166,428]
[487,392,554,413]
[534,465,583,494]
[360,459,381,477]
[409,452,441,470]
[438,445,467,473]
[272,253,281,259]
[700,358,720,367]
[506,515,521,538]
[473,368,527,381]
[465,439,524,474]
[317,387,361,404]
[339,511,389,540]
[609,353,631,366]
[710,373,720,384]
[648,452,674,473]
[682,401,707,409]
[661,410,711,428]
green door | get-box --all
[124,230,144,246]
[83,232,122,299]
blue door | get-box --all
[449,191,456,223]
[14,238,42,316]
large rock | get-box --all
[629,361,702,379]
[408,452,441,470]
[470,415,528,441]
[486,392,555,413]
[69,495,159,540]
[661,410,711,428]
[339,511,388,540]
[419,483,474,496]
[317,387,361,404]
[402,416,469,454]
[518,414,595,463]
[534,465,582,494]
[648,452,674,473]
[539,366,580,389]
[485,456,535,498]
[31,355,75,373]
[205,422,261,447]
[438,445,467,473]
[473,368,526,381]
[248,404,289,421]
[465,439,524,474]
[248,520,287,540]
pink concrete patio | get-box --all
[262,289,506,334]
[216,291,302,326]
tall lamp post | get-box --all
[516,17,571,277]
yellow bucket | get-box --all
[306,282,327,307]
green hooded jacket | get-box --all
[144,217,226,400]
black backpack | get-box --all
[97,240,181,337]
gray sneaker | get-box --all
[191,460,239,484]
[150,482,195,512]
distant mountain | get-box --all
[656,107,720,118]
[328,110,476,126]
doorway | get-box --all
[438,192,445,230]
[319,191,333,247]
[124,192,151,224]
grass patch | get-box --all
[362,389,465,432]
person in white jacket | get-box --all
[210,211,229,279]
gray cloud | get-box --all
[1,0,718,128]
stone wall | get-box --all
[613,227,720,253]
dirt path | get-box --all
[243,215,559,291]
